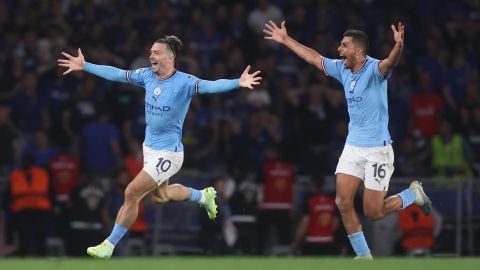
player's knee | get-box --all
[124,185,141,203]
[364,208,383,220]
[335,196,353,212]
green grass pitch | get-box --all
[1,257,479,270]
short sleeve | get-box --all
[126,68,148,87]
[373,60,389,81]
[184,74,201,97]
[321,57,343,82]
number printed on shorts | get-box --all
[156,157,172,175]
[372,163,386,178]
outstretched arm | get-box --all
[58,48,128,83]
[378,22,405,77]
[264,20,325,72]
[198,65,262,94]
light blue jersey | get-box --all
[322,56,392,147]
[127,68,199,151]
[83,63,239,152]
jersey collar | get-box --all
[352,57,368,74]
[157,69,177,81]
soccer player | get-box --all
[58,35,262,259]
[263,21,432,259]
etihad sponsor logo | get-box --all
[347,96,363,103]
[145,102,171,112]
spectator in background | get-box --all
[327,119,348,173]
[9,72,50,136]
[81,107,122,176]
[182,96,222,171]
[460,79,480,176]
[256,144,295,255]
[199,176,237,255]
[229,2,249,40]
[431,119,474,184]
[247,0,284,35]
[42,68,74,144]
[0,105,18,174]
[296,85,336,174]
[250,109,284,167]
[229,162,259,255]
[396,133,431,177]
[466,104,480,176]
[123,137,143,180]
[291,176,339,256]
[23,129,59,168]
[65,175,110,256]
[398,204,443,256]
[48,140,80,238]
[441,50,470,118]
[409,71,445,139]
[68,78,102,135]
[1,155,54,256]
[122,90,146,142]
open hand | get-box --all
[263,20,288,44]
[239,65,262,89]
[58,48,85,75]
[391,22,405,44]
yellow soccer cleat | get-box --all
[201,187,218,220]
[87,241,113,259]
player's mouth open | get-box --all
[151,62,158,68]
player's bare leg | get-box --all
[335,173,372,259]
[87,170,156,259]
[363,181,432,221]
[151,181,218,220]
[362,189,401,220]
[335,173,363,234]
[150,180,191,203]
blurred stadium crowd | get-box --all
[0,0,479,257]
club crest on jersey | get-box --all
[153,87,161,96]
[350,80,356,90]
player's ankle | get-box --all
[199,189,207,204]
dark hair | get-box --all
[155,35,183,57]
[343,29,369,53]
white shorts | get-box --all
[142,144,184,186]
[335,144,394,191]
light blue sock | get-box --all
[188,188,202,202]
[398,188,416,209]
[106,223,128,246]
[348,231,371,256]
